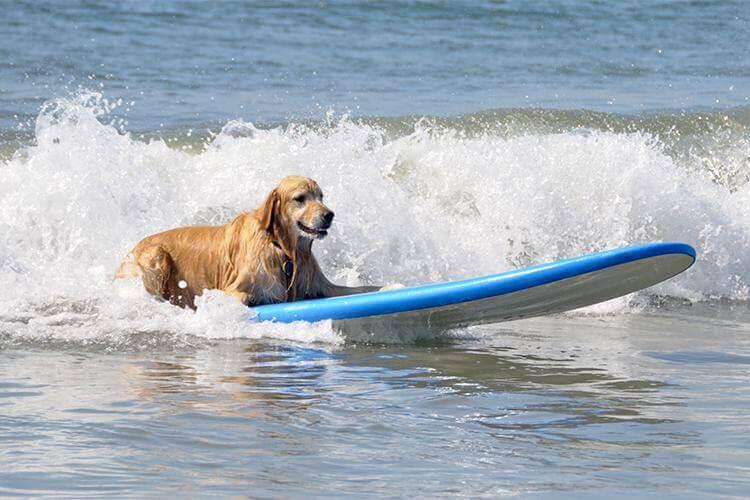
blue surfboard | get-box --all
[250,242,696,331]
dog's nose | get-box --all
[323,211,335,225]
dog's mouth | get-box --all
[297,221,328,238]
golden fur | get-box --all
[116,176,379,308]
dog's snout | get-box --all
[323,210,335,225]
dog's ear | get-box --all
[259,188,280,235]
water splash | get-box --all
[1,93,749,346]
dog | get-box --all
[115,176,381,309]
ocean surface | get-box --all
[2,0,750,497]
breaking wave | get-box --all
[1,92,749,346]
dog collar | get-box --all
[271,240,294,280]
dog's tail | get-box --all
[114,253,141,280]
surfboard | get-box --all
[250,242,696,332]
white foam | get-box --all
[1,92,748,345]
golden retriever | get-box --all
[116,176,380,308]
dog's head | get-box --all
[258,176,334,247]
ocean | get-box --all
[1,1,749,497]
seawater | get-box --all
[1,1,750,497]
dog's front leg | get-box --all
[306,258,381,298]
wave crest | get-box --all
[1,93,749,345]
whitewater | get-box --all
[0,93,749,348]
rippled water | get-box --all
[3,309,750,497]
[2,0,749,132]
[2,0,750,497]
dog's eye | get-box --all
[293,195,306,203]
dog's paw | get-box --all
[379,283,406,292]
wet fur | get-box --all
[115,176,379,308]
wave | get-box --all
[1,92,749,346]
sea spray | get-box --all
[1,93,749,345]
